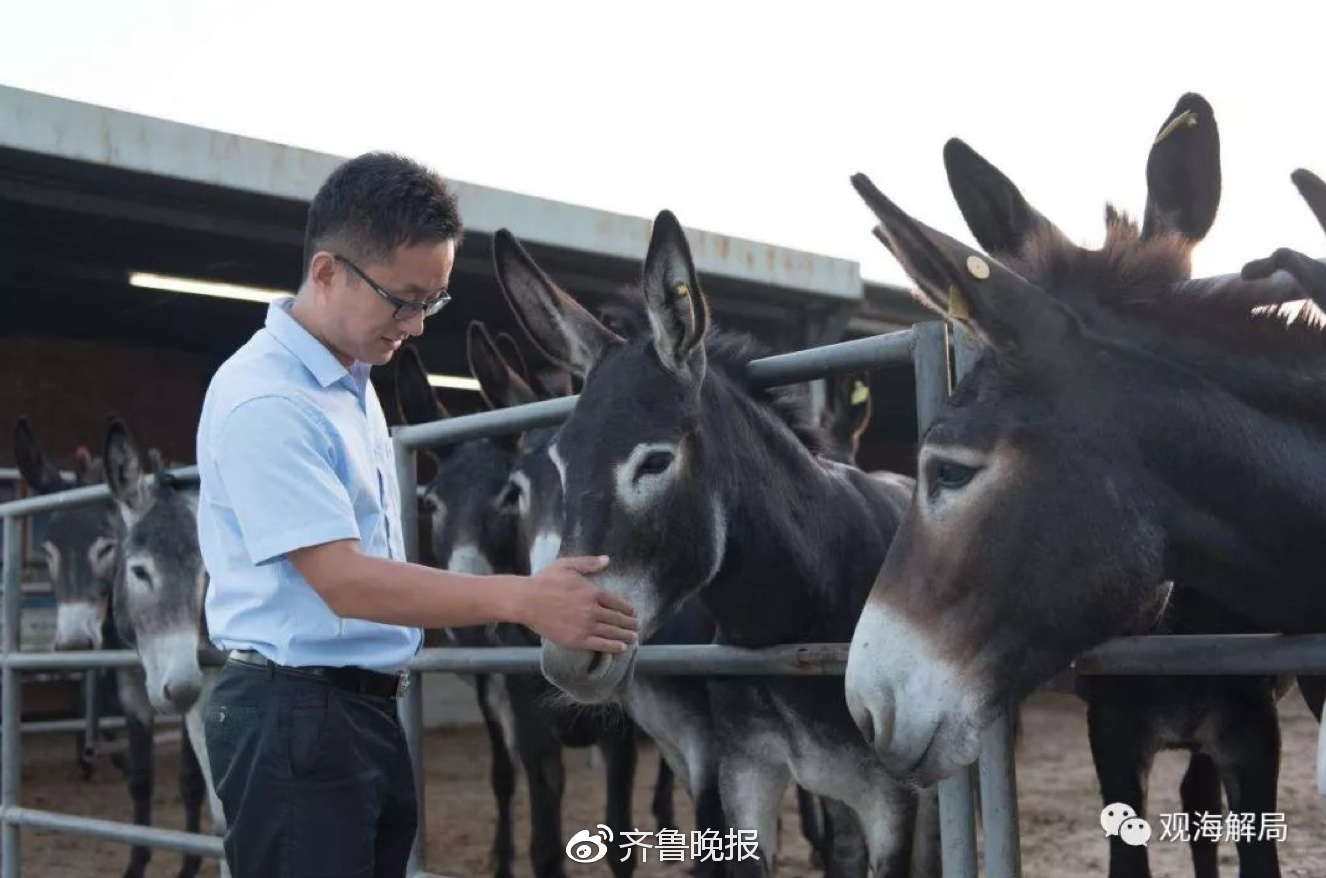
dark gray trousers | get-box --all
[204,659,417,878]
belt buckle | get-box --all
[396,672,412,699]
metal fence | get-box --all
[2,321,1325,878]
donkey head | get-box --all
[15,419,120,650]
[844,94,1232,784]
[104,418,206,714]
[1239,167,1326,316]
[495,211,740,703]
[393,339,525,585]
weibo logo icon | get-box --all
[567,825,614,863]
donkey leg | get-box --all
[602,728,639,878]
[1211,686,1282,878]
[519,735,568,878]
[718,754,790,878]
[653,754,677,832]
[796,787,826,871]
[1297,676,1326,721]
[1086,688,1156,878]
[183,687,231,878]
[1179,751,1222,878]
[819,797,868,878]
[843,770,919,878]
[116,666,157,878]
[476,675,518,878]
[689,751,729,878]
[908,785,941,878]
[176,718,205,878]
[122,714,155,878]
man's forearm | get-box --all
[300,545,526,629]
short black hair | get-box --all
[303,152,463,278]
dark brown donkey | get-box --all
[842,93,1326,843]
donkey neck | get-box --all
[1136,341,1326,631]
[695,368,900,646]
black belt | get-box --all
[227,649,411,700]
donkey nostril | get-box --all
[586,651,607,676]
[857,706,876,747]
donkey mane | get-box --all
[703,330,829,456]
[596,287,829,455]
[1010,209,1326,361]
[1013,208,1192,306]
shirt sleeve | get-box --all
[212,395,361,566]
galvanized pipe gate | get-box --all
[3,321,1326,878]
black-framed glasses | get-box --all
[333,253,451,320]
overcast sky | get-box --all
[4,1,1325,289]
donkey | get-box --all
[16,418,216,878]
[494,309,737,878]
[492,212,938,878]
[1243,166,1326,807]
[394,336,640,878]
[841,91,1326,827]
[936,95,1297,878]
[819,374,873,465]
[14,424,123,774]
[104,418,229,878]
[472,323,740,877]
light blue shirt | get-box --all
[196,296,420,672]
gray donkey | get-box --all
[103,417,229,878]
[17,419,220,878]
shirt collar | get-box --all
[265,296,367,392]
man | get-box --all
[197,152,638,878]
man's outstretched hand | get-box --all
[515,556,639,653]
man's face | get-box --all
[315,239,456,366]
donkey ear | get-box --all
[73,448,95,487]
[852,172,1071,355]
[1142,93,1221,245]
[494,333,532,386]
[1292,168,1326,235]
[943,138,1068,261]
[147,448,181,491]
[394,345,449,426]
[534,367,574,400]
[493,229,622,377]
[104,417,147,513]
[641,210,709,381]
[468,321,539,411]
[14,418,67,495]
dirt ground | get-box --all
[11,689,1326,878]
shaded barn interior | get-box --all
[0,85,933,722]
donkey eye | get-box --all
[637,451,675,478]
[499,481,523,510]
[130,564,153,587]
[96,544,116,560]
[929,460,978,493]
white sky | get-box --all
[3,1,1325,289]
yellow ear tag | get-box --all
[1154,109,1198,145]
[675,282,691,298]
[948,285,972,321]
[851,381,870,406]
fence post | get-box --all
[952,323,1024,877]
[911,323,979,878]
[393,437,429,877]
[4,515,24,878]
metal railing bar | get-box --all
[0,807,223,858]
